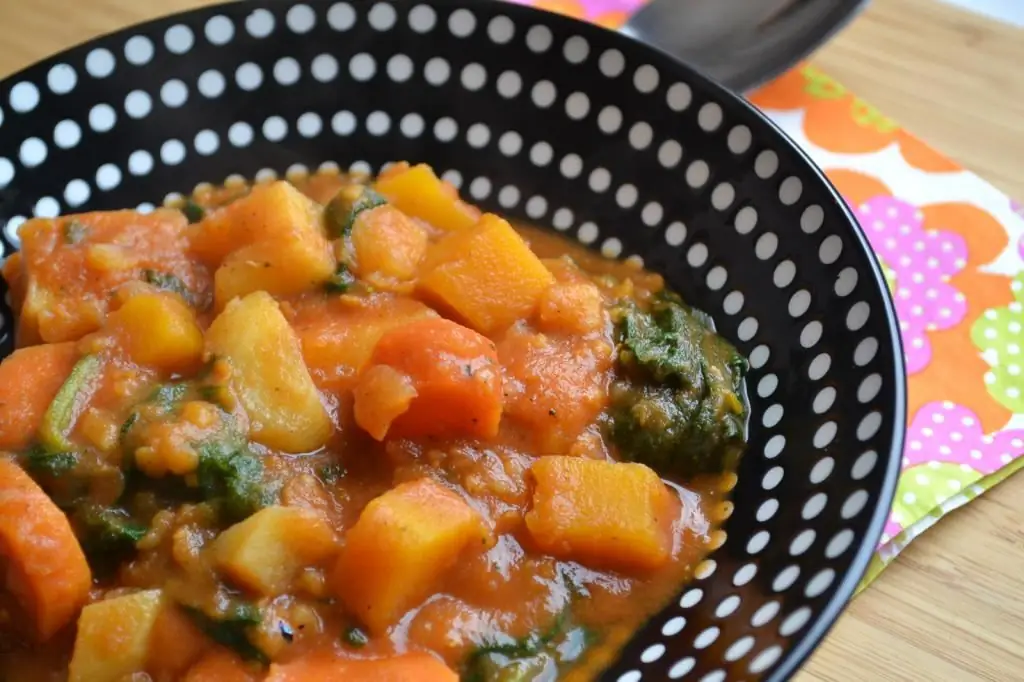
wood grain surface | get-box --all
[0,0,1022,679]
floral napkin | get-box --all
[508,0,1024,588]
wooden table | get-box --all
[1,0,1022,679]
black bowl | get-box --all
[0,1,905,679]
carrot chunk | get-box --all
[0,342,79,450]
[267,653,458,682]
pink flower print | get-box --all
[905,401,1024,474]
[855,197,968,375]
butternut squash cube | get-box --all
[68,589,164,682]
[419,214,555,333]
[330,479,489,634]
[350,205,428,282]
[526,457,678,572]
[205,291,332,452]
[214,237,335,310]
[109,292,204,373]
[213,506,339,596]
[189,181,325,265]
[352,365,418,441]
[373,163,478,232]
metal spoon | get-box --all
[620,0,869,93]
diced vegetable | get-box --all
[0,459,92,641]
[266,653,459,682]
[350,205,428,282]
[73,503,148,557]
[143,268,194,303]
[68,589,164,682]
[184,650,261,682]
[419,214,555,333]
[536,281,606,335]
[205,291,332,453]
[213,505,338,596]
[352,365,418,441]
[147,604,211,680]
[180,600,268,665]
[525,457,678,572]
[323,185,388,237]
[214,236,335,310]
[38,354,102,453]
[330,478,490,634]
[358,318,503,440]
[109,292,204,373]
[373,163,478,232]
[188,181,325,265]
[609,293,749,478]
[295,297,436,392]
[0,342,79,450]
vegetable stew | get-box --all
[0,162,747,681]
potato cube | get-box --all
[109,292,204,373]
[526,457,678,572]
[350,205,428,282]
[419,214,555,333]
[189,181,325,265]
[213,506,339,596]
[68,589,164,682]
[214,237,335,310]
[373,163,478,232]
[205,291,332,452]
[330,479,489,633]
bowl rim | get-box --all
[0,1,908,679]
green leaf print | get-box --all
[802,65,846,100]
[851,100,899,133]
[890,462,981,528]
[971,273,1024,413]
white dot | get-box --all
[64,179,90,207]
[85,48,116,78]
[559,153,582,178]
[0,158,13,188]
[256,168,280,183]
[52,119,81,149]
[588,168,611,193]
[229,121,254,146]
[810,456,835,484]
[800,320,823,349]
[616,184,638,209]
[496,70,522,98]
[577,222,599,244]
[530,141,553,166]
[204,15,235,45]
[658,140,683,168]
[680,588,703,608]
[424,57,450,85]
[9,82,39,113]
[751,601,780,626]
[733,563,757,586]
[633,64,659,92]
[801,204,825,233]
[160,139,186,165]
[297,112,322,138]
[273,57,301,86]
[747,530,770,554]
[124,36,154,65]
[687,242,708,267]
[616,673,641,682]
[194,130,219,156]
[698,102,723,131]
[311,54,339,82]
[525,196,548,219]
[159,79,188,108]
[350,53,376,81]
[488,15,515,43]
[755,150,779,178]
[809,352,832,380]
[407,4,435,32]
[641,643,665,663]
[565,91,590,120]
[601,238,623,258]
[197,69,226,98]
[262,116,287,142]
[461,63,487,91]
[165,25,194,54]
[686,160,709,188]
[552,208,574,231]
[288,4,318,33]
[434,117,457,142]
[710,183,735,211]
[749,344,771,370]
[47,64,77,95]
[780,606,812,636]
[469,177,491,199]
[725,636,755,663]
[366,111,391,136]
[842,489,869,518]
[400,113,424,138]
[246,8,276,37]
[236,62,263,91]
[448,9,476,37]
[596,105,622,134]
[669,658,695,678]
[19,138,47,167]
[128,150,153,175]
[33,196,59,218]
[847,301,871,331]
[497,130,522,156]
[628,121,653,149]
[665,222,687,246]
[706,266,727,291]
[826,530,854,558]
[95,163,122,190]
[738,317,758,341]
[750,646,783,674]
[662,616,687,636]
[693,626,719,649]
[640,202,664,227]
[788,289,811,317]
[835,267,858,297]
[526,25,553,53]
[532,80,557,108]
[854,337,879,366]
[779,176,803,205]
[386,54,413,82]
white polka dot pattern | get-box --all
[0,2,904,680]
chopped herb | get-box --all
[74,504,147,556]
[608,293,748,479]
[148,382,189,411]
[63,220,88,244]
[343,626,369,648]
[195,437,273,522]
[120,412,140,442]
[324,186,387,237]
[278,621,295,643]
[180,199,206,224]
[39,354,102,453]
[24,445,78,477]
[318,464,345,485]
[324,263,355,294]
[181,601,268,665]
[142,269,192,303]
